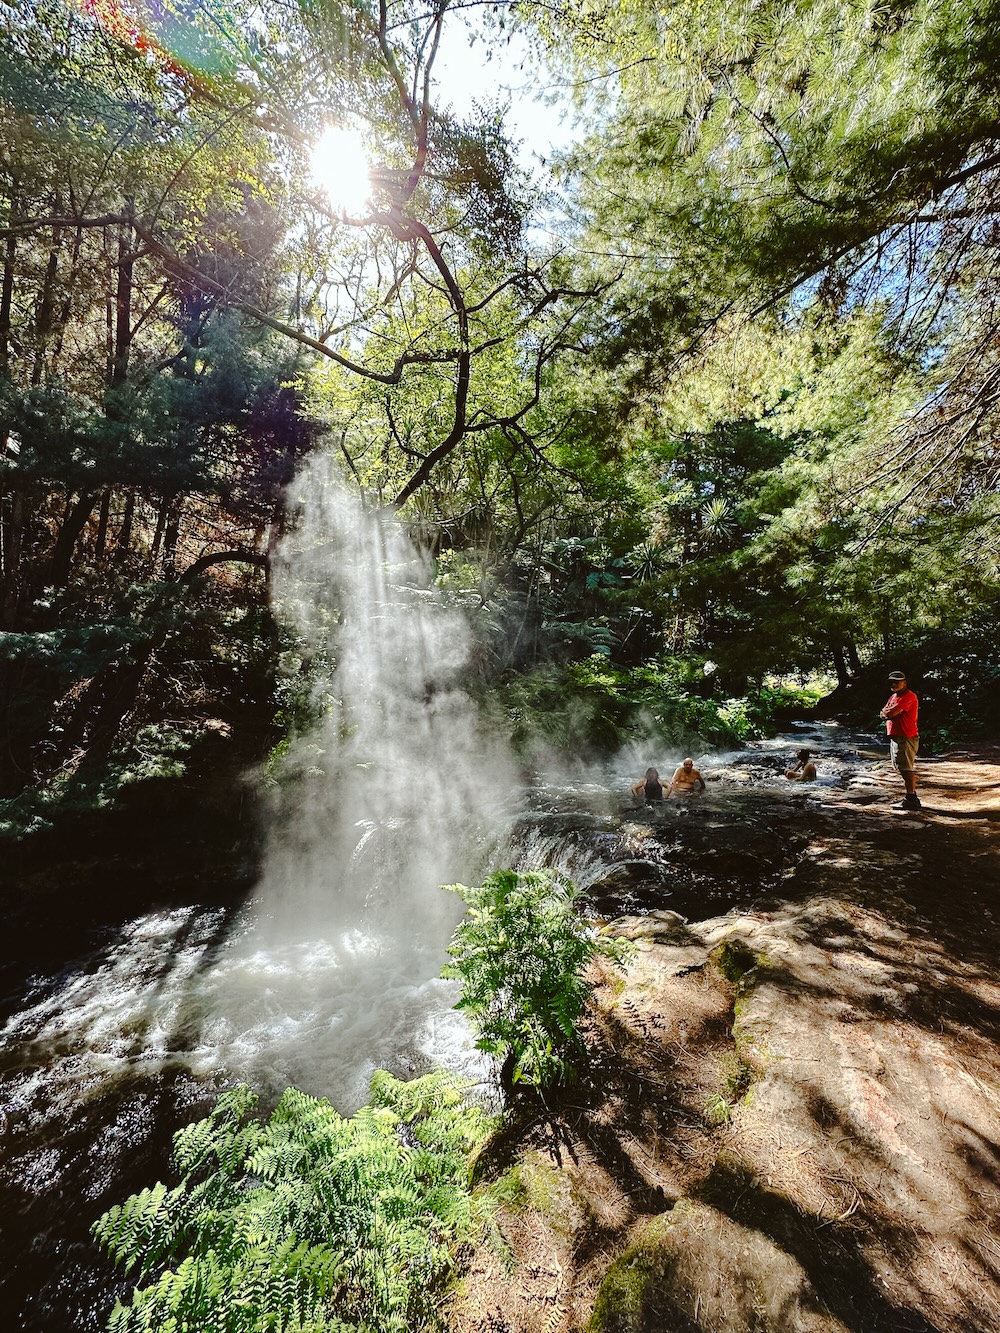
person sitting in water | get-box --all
[666,757,706,797]
[631,767,664,803]
[784,748,817,782]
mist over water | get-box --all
[0,457,873,1329]
[196,457,519,1106]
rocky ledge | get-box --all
[452,746,1000,1333]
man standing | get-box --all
[880,670,921,810]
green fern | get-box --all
[442,869,633,1092]
[93,1071,492,1333]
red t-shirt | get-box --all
[884,689,918,738]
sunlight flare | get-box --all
[309,125,373,216]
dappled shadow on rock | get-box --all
[687,1157,940,1333]
[454,755,1000,1333]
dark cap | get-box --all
[888,670,907,683]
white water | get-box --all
[194,460,518,1105]
[0,472,879,1329]
[1,459,518,1132]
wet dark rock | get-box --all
[586,860,676,913]
[513,811,619,839]
[647,820,792,886]
[589,859,674,892]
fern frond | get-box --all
[94,1068,491,1333]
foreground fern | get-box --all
[93,1070,492,1333]
[443,869,632,1092]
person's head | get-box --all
[681,757,694,771]
[645,767,659,781]
[797,749,811,762]
[888,670,907,691]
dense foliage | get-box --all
[93,1071,492,1333]
[2,0,998,829]
[514,0,1000,689]
[15,3,1000,1328]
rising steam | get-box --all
[196,457,517,1107]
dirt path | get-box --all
[452,747,1000,1333]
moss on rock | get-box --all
[588,1196,846,1333]
[587,1209,685,1332]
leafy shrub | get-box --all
[93,1070,491,1333]
[442,869,631,1092]
[716,680,826,742]
[490,657,770,758]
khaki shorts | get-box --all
[890,735,919,775]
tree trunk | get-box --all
[51,223,85,372]
[0,192,18,626]
[831,644,851,690]
[116,490,136,563]
[31,235,60,386]
[162,499,181,577]
[149,494,170,567]
[71,644,157,778]
[1,487,27,630]
[94,489,111,561]
[47,491,100,588]
[0,189,35,734]
[110,204,134,392]
[0,657,35,796]
[71,551,266,776]
[0,187,15,369]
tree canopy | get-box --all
[2,0,999,817]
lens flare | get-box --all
[309,126,373,217]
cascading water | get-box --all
[191,458,519,1106]
[0,455,878,1329]
[0,457,517,1329]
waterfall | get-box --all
[191,457,518,1108]
[0,459,517,1328]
